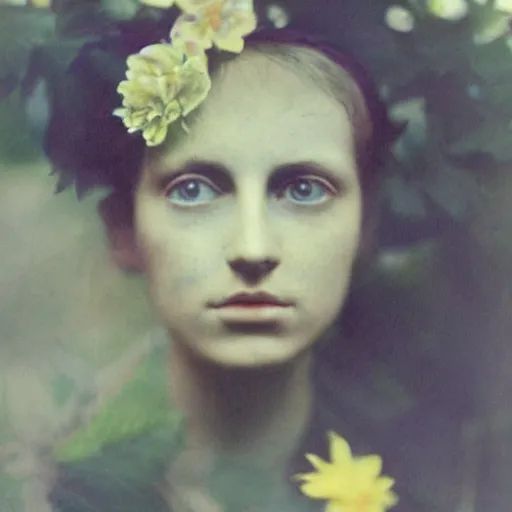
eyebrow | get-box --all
[152,159,352,191]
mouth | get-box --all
[211,291,293,309]
[212,304,293,324]
[221,303,287,308]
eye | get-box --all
[165,176,220,205]
[279,177,335,204]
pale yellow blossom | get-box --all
[384,5,415,33]
[31,0,52,8]
[426,0,469,21]
[171,0,257,53]
[495,0,512,14]
[294,431,398,512]
[140,0,175,8]
[113,42,211,146]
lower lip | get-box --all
[214,304,292,321]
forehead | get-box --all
[149,50,357,174]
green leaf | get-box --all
[52,429,179,512]
[54,345,185,462]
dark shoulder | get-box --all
[49,430,173,512]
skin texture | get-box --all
[133,49,363,368]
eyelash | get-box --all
[164,174,337,205]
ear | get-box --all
[98,191,145,273]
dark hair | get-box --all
[42,17,400,203]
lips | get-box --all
[212,291,291,308]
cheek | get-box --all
[136,211,220,301]
[292,214,361,306]
[302,232,358,283]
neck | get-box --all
[167,340,313,474]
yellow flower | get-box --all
[426,0,468,21]
[113,42,211,146]
[294,431,398,512]
[139,0,175,8]
[171,0,258,53]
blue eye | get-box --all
[165,176,334,205]
[166,177,220,205]
[281,178,333,204]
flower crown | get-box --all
[113,0,259,147]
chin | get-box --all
[195,337,310,369]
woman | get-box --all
[4,1,463,511]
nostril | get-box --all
[228,259,278,280]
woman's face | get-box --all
[134,50,362,367]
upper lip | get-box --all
[212,291,292,308]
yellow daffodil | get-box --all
[140,0,175,7]
[170,0,258,53]
[113,42,211,146]
[294,431,398,512]
[426,0,469,21]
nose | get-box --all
[229,258,278,283]
[226,198,280,284]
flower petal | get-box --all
[376,476,395,492]
[325,501,345,512]
[139,44,184,71]
[163,100,182,124]
[171,13,215,50]
[213,1,257,52]
[176,0,220,14]
[298,472,344,499]
[113,107,128,119]
[178,58,211,115]
[382,490,399,507]
[118,80,155,109]
[213,34,245,52]
[305,453,330,471]
[354,455,383,480]
[143,118,168,146]
[328,431,352,465]
[126,54,161,78]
